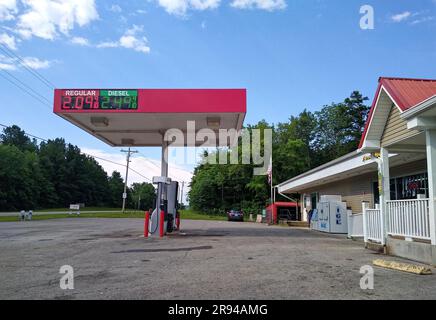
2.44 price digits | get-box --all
[100,96,137,109]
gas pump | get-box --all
[147,176,180,237]
[166,180,179,233]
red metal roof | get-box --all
[359,77,436,149]
[380,77,436,111]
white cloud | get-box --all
[70,36,90,46]
[156,0,220,16]
[391,11,411,23]
[0,32,17,50]
[109,4,122,13]
[17,0,99,40]
[97,25,150,54]
[155,0,287,15]
[22,56,52,69]
[390,11,435,25]
[0,0,17,21]
[125,24,144,35]
[0,61,16,70]
[230,0,286,11]
[119,35,150,54]
[411,16,434,25]
[0,54,52,70]
[96,41,118,48]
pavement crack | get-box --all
[111,245,213,254]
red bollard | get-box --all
[176,211,180,231]
[144,210,150,238]
[159,210,165,238]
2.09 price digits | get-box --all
[61,96,98,110]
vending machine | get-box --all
[315,195,348,234]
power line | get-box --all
[0,46,157,184]
[0,52,182,186]
[137,151,161,170]
[0,71,52,109]
[137,150,191,184]
[0,123,48,142]
[1,48,151,186]
[0,68,51,104]
[0,123,152,182]
[0,43,56,89]
[128,167,152,182]
[0,43,55,112]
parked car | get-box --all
[227,209,244,222]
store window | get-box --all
[311,193,318,210]
[392,173,428,200]
[304,195,311,210]
[373,181,380,205]
[373,173,428,204]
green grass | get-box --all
[180,210,227,221]
[0,209,227,222]
[0,210,143,222]
[34,207,126,213]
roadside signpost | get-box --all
[69,204,80,215]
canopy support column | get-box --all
[161,137,169,178]
[378,147,390,246]
[426,129,436,245]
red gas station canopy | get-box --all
[53,89,246,147]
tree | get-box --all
[37,138,68,207]
[0,125,37,152]
[129,182,156,210]
[276,110,316,147]
[189,121,274,214]
[0,145,47,210]
[0,125,144,211]
[107,171,124,208]
[36,138,112,207]
[312,91,369,166]
[188,92,370,215]
[0,90,370,213]
[343,91,370,146]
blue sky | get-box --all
[1,0,436,187]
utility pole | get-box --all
[121,147,138,213]
[180,181,185,207]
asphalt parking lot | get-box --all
[0,218,435,300]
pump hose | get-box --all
[149,209,159,234]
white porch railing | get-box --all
[386,199,431,241]
[347,213,363,238]
[365,208,382,243]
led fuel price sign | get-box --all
[61,90,138,110]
